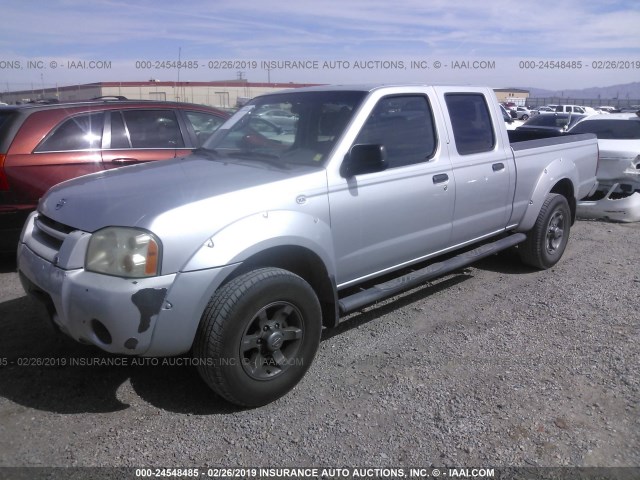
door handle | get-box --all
[492,163,505,172]
[433,173,449,184]
[111,158,140,164]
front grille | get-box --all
[29,214,75,262]
[36,214,75,235]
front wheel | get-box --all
[193,267,322,407]
[519,193,571,269]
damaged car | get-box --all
[571,111,640,222]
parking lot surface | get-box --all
[0,220,638,469]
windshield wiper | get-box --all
[225,150,289,169]
[193,147,223,160]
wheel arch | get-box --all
[516,158,578,233]
[222,245,339,329]
[549,178,576,224]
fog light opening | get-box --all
[91,319,112,345]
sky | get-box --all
[1,0,640,93]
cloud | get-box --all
[3,0,638,57]
[1,0,639,89]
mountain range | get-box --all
[526,82,640,100]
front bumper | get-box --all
[17,212,237,356]
[18,241,177,354]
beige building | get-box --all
[0,80,320,109]
[3,81,532,109]
[493,88,530,105]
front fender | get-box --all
[516,157,577,233]
[145,211,336,356]
[181,209,336,276]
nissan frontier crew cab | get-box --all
[17,85,599,407]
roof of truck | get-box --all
[264,83,491,95]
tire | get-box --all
[519,193,571,269]
[193,267,322,407]
[521,114,529,121]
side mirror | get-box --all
[340,144,388,177]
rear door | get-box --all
[6,111,105,204]
[101,109,184,169]
[438,89,513,245]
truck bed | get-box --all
[508,129,584,143]
[507,132,599,230]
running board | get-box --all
[338,233,527,315]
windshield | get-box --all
[570,119,640,139]
[201,90,367,167]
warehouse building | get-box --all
[2,81,531,110]
[493,88,531,105]
[0,80,320,109]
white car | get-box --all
[571,113,640,222]
[556,105,599,115]
[256,108,297,131]
[514,106,531,120]
[532,106,555,115]
[581,106,601,115]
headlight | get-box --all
[86,227,161,278]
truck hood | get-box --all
[40,154,321,232]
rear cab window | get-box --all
[445,93,496,155]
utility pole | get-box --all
[177,47,182,101]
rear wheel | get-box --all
[519,193,571,269]
[193,267,322,407]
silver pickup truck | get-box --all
[17,85,598,406]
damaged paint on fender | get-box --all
[131,288,167,333]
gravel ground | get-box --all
[0,220,638,475]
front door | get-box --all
[328,94,455,287]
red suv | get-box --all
[0,100,228,251]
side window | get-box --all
[354,95,437,168]
[36,112,104,152]
[121,110,185,149]
[109,111,131,149]
[185,111,225,147]
[445,93,495,155]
